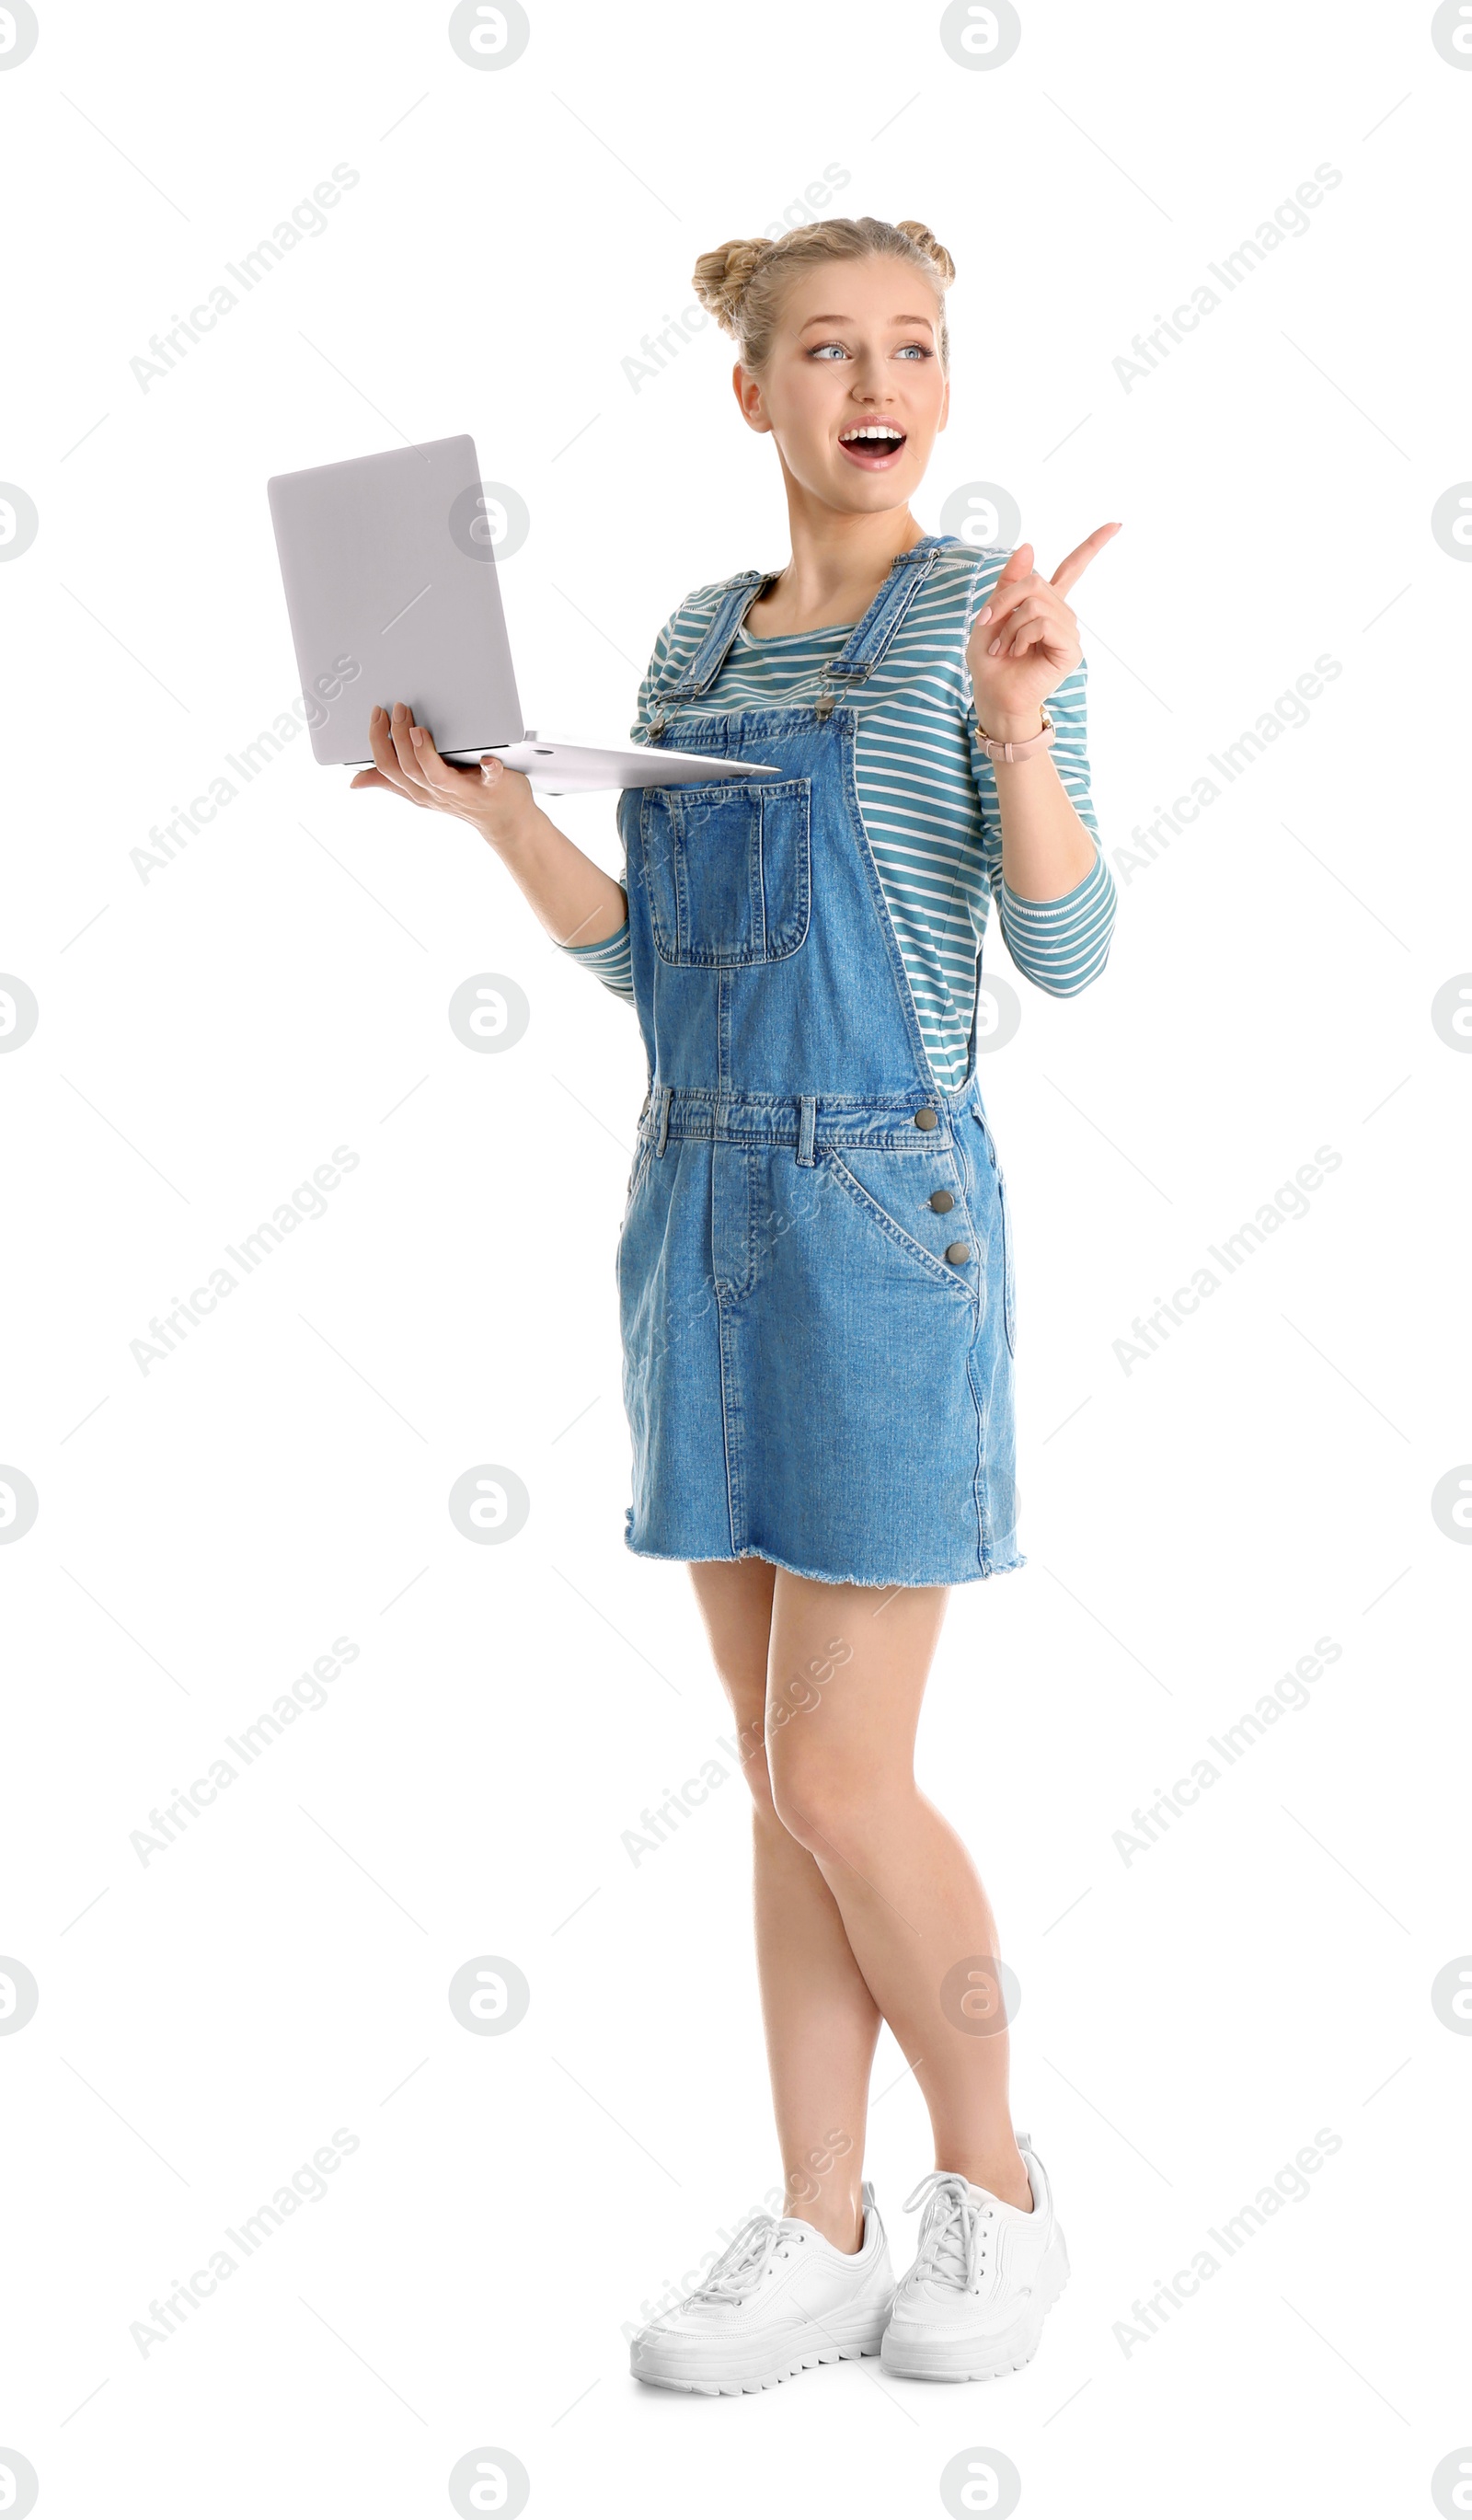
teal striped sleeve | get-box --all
[555,918,635,998]
[554,615,683,1003]
[965,570,1117,997]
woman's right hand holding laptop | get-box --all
[351,700,629,953]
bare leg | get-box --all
[689,1559,880,2250]
[764,1571,1031,2210]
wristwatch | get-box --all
[974,709,1056,765]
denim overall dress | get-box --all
[614,533,1021,1590]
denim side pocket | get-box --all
[624,1135,653,1213]
[972,1106,1015,1355]
[615,1136,654,1289]
[995,1166,1017,1356]
[822,1147,978,1301]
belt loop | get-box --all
[796,1095,816,1167]
[656,1086,672,1156]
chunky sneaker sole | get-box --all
[634,2296,892,2397]
[880,2227,1069,2381]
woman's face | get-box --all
[736,254,949,512]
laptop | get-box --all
[265,433,779,792]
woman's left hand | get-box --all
[965,523,1121,733]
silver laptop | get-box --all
[266,433,778,792]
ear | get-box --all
[937,373,950,434]
[732,362,770,434]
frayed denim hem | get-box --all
[623,1529,1027,1590]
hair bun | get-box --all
[894,221,955,286]
[691,236,776,338]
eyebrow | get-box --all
[797,312,937,330]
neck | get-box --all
[756,491,926,632]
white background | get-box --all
[2,1,1469,2514]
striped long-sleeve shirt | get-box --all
[559,542,1116,1091]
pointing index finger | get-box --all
[1049,521,1123,595]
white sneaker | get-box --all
[880,2135,1069,2382]
[629,2184,895,2396]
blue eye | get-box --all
[807,340,932,361]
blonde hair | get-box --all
[692,216,956,377]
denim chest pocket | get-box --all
[638,778,811,966]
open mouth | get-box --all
[838,425,908,471]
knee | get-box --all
[728,1704,777,1819]
[768,1735,889,1867]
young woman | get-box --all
[352,215,1119,2395]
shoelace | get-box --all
[693,2214,803,2303]
[901,2170,995,2294]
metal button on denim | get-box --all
[945,1242,972,1265]
[914,1107,937,1131]
[929,1189,954,1213]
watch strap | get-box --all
[975,709,1056,765]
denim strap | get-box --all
[646,571,770,735]
[813,535,949,720]
[647,535,955,736]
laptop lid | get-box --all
[266,433,523,765]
